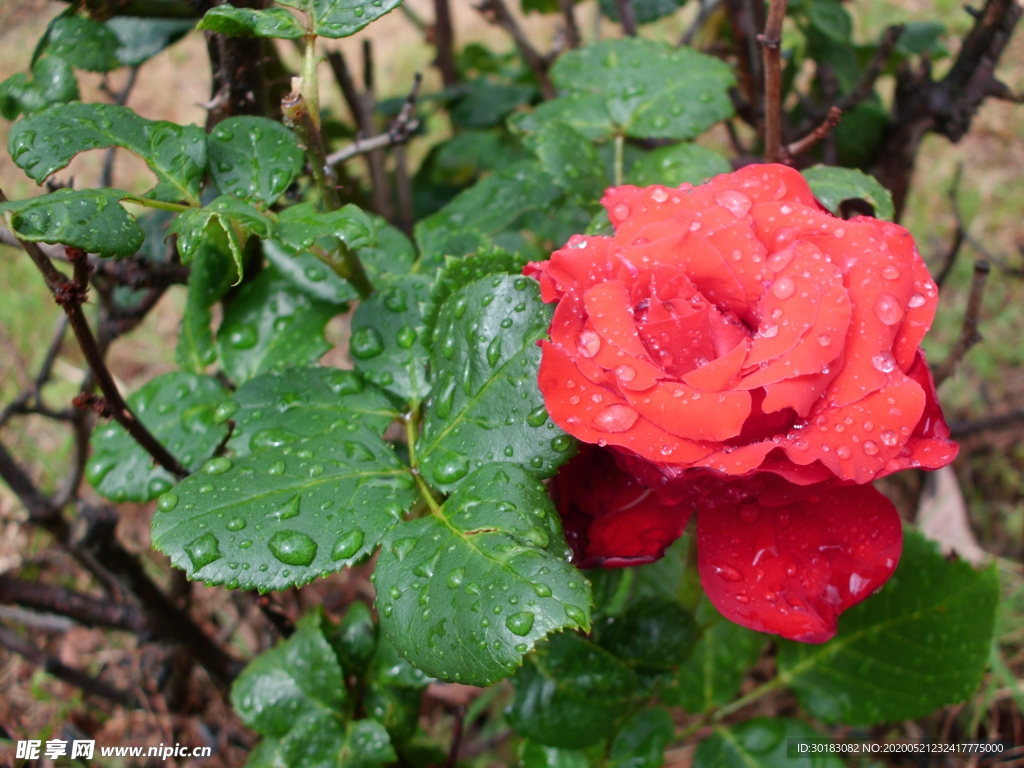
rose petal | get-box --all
[528,235,614,301]
[697,479,902,642]
[552,445,693,567]
[880,221,939,371]
[625,381,752,443]
[538,342,712,464]
[682,337,751,392]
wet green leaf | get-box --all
[170,194,272,280]
[778,530,999,725]
[104,17,194,67]
[152,425,416,591]
[264,0,403,38]
[208,116,304,207]
[349,274,432,405]
[86,372,229,502]
[176,230,236,371]
[374,464,591,685]
[548,39,734,140]
[608,708,674,768]
[0,188,143,257]
[508,632,637,748]
[693,719,842,768]
[595,596,698,673]
[226,367,397,458]
[668,598,766,714]
[8,102,206,203]
[417,275,572,493]
[802,165,895,221]
[627,143,731,187]
[197,6,305,39]
[0,56,79,120]
[39,13,121,72]
[526,121,607,205]
[598,0,686,25]
[217,266,339,383]
[520,742,592,768]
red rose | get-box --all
[527,164,957,642]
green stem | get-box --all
[404,409,442,516]
[613,132,625,186]
[301,35,321,133]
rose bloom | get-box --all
[525,164,957,642]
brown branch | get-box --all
[837,24,904,112]
[934,164,968,289]
[0,622,138,708]
[432,0,459,87]
[760,0,788,163]
[785,106,842,159]
[934,259,991,386]
[559,0,581,48]
[0,193,187,478]
[326,74,423,166]
[723,0,766,125]
[950,407,1024,438]
[446,705,467,768]
[475,0,556,100]
[615,0,638,36]
[0,574,147,633]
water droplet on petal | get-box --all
[908,292,927,308]
[862,440,879,456]
[772,277,796,299]
[836,445,851,459]
[871,351,896,373]
[614,364,636,383]
[713,564,742,582]
[880,430,898,447]
[591,404,638,433]
[577,330,601,358]
[882,265,900,280]
[874,294,903,326]
[714,189,752,218]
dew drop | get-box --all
[882,265,900,280]
[772,276,796,299]
[862,440,879,456]
[880,430,898,447]
[651,188,668,203]
[871,351,896,373]
[447,567,465,588]
[614,364,636,383]
[816,333,832,347]
[874,294,903,326]
[714,189,752,218]
[432,453,469,485]
[156,492,178,512]
[185,532,222,570]
[226,517,247,532]
[836,445,851,459]
[713,564,742,582]
[505,611,535,637]
[591,403,638,433]
[203,456,232,475]
[611,203,630,221]
[908,292,927,308]
[350,327,384,359]
[331,528,365,560]
[267,529,317,567]
[577,330,601,358]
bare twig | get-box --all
[722,0,766,125]
[559,0,581,48]
[432,0,459,87]
[0,196,187,478]
[475,0,556,99]
[0,622,138,708]
[837,24,904,112]
[326,74,423,166]
[0,574,146,632]
[100,66,141,188]
[447,705,467,768]
[951,407,1024,438]
[615,0,638,36]
[760,0,788,163]
[785,106,842,159]
[934,165,968,289]
[934,259,991,386]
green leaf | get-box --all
[450,79,534,129]
[361,215,416,281]
[208,116,304,206]
[627,143,731,187]
[0,189,144,257]
[8,103,206,203]
[608,708,674,768]
[176,230,236,371]
[668,598,766,714]
[331,601,378,673]
[231,612,347,738]
[196,6,305,39]
[896,22,948,58]
[520,742,592,768]
[0,56,79,120]
[152,426,416,591]
[362,680,421,747]
[526,121,607,205]
[693,719,843,768]
[217,265,339,383]
[594,596,697,673]
[802,165,895,221]
[349,274,431,405]
[333,719,397,767]
[510,94,614,142]
[417,275,573,493]
[105,17,194,68]
[226,367,397,458]
[508,632,637,749]
[86,372,230,502]
[598,0,686,25]
[550,39,734,140]
[413,161,561,269]
[373,463,592,685]
[293,0,403,38]
[424,247,527,338]
[802,0,852,42]
[170,194,273,279]
[777,530,999,725]
[39,13,121,72]
[274,202,376,255]
[265,244,358,304]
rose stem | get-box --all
[760,0,788,163]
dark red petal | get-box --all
[552,445,693,568]
[697,479,902,642]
